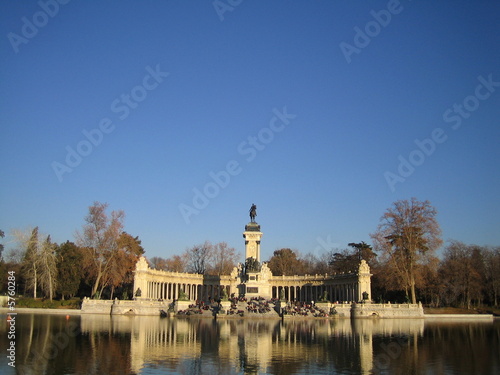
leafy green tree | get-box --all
[0,261,21,294]
[325,242,377,275]
[347,241,377,265]
[329,249,359,274]
[56,241,84,300]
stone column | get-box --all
[357,260,372,302]
[243,222,263,262]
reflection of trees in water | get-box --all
[200,319,220,354]
[271,320,361,375]
[11,315,500,374]
[369,321,499,374]
[78,330,133,374]
[416,322,498,375]
[14,314,134,375]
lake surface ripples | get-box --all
[1,313,499,374]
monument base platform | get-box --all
[81,299,425,319]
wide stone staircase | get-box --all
[176,299,282,318]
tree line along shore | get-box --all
[1,199,499,312]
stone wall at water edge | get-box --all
[80,298,114,314]
[351,302,424,318]
[81,298,172,316]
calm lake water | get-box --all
[1,313,499,375]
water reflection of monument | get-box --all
[77,315,425,374]
[132,204,371,305]
[15,314,498,374]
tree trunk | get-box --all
[92,271,102,299]
[33,267,37,299]
[48,267,53,301]
[410,280,417,304]
[99,283,106,300]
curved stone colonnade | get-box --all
[133,256,372,305]
[270,272,367,304]
[133,257,237,302]
[133,221,372,305]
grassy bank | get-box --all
[13,297,81,309]
[424,306,500,316]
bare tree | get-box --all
[75,201,125,299]
[149,255,187,272]
[149,256,168,270]
[13,227,57,300]
[371,198,442,304]
[415,255,442,307]
[441,241,485,308]
[38,235,58,301]
[165,255,187,272]
[483,246,500,306]
[184,241,213,274]
[209,242,238,276]
[17,227,41,298]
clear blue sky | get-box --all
[1,1,499,261]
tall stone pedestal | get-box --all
[243,269,272,300]
[243,222,262,262]
[240,221,272,299]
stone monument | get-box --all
[243,204,262,262]
[240,204,272,299]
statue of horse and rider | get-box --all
[249,204,257,223]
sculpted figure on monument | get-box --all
[245,257,261,272]
[279,288,285,301]
[358,259,370,274]
[260,262,272,280]
[249,203,257,223]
